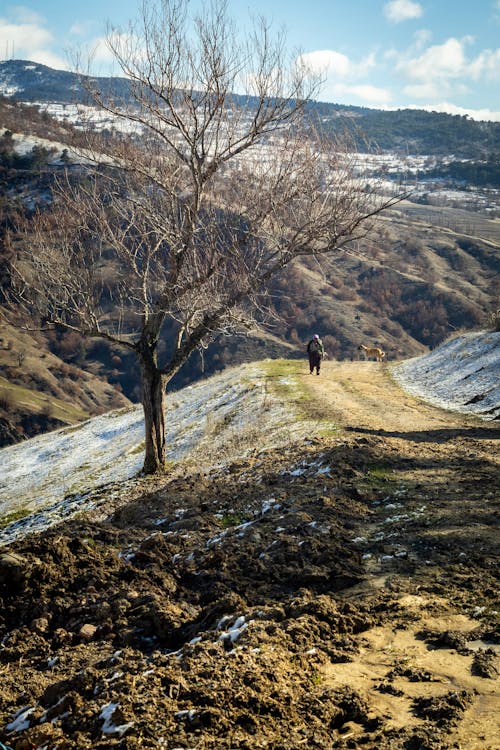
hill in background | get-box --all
[0,61,499,444]
[0,321,130,446]
[1,59,500,159]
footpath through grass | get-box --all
[261,358,340,435]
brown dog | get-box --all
[358,344,386,361]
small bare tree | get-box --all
[10,0,404,474]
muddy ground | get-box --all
[0,361,498,749]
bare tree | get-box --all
[9,0,404,474]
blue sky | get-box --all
[1,1,500,120]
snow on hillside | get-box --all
[0,363,293,545]
[393,331,500,421]
[0,332,497,546]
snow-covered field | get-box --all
[393,331,500,421]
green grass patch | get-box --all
[261,359,339,432]
[217,512,248,529]
[367,464,392,480]
[262,359,318,417]
[315,424,341,438]
[0,505,31,529]
[361,463,395,488]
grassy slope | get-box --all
[0,321,130,441]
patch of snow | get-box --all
[393,331,500,420]
[99,702,134,736]
[175,709,197,721]
[0,84,20,95]
[39,695,66,723]
[0,405,145,516]
[218,615,249,644]
[6,705,35,732]
[261,498,280,514]
[236,520,253,531]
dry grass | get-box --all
[0,376,89,423]
[0,321,130,438]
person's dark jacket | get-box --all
[307,338,324,357]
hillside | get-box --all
[0,321,131,447]
[0,63,499,445]
[1,60,500,157]
[1,330,498,538]
[0,336,498,749]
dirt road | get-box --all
[304,360,471,432]
[303,360,500,750]
[0,359,498,749]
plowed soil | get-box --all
[0,360,498,750]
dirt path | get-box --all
[303,360,500,750]
[303,360,469,432]
[0,360,498,749]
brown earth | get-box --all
[0,360,498,750]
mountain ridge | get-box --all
[1,330,498,543]
[1,59,499,157]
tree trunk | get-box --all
[140,351,168,474]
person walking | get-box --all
[307,334,324,375]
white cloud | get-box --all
[299,49,376,80]
[299,50,353,79]
[298,50,386,107]
[325,82,393,108]
[80,36,116,68]
[343,84,393,106]
[395,36,500,95]
[402,82,439,99]
[412,29,432,50]
[398,37,467,81]
[70,20,99,38]
[0,8,68,69]
[406,101,500,122]
[0,6,122,75]
[469,48,500,79]
[7,6,43,25]
[384,0,423,23]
